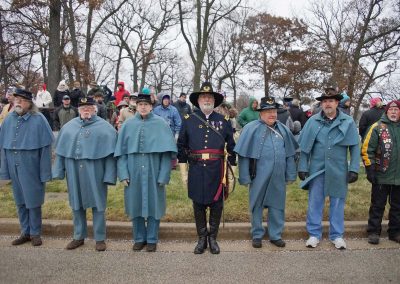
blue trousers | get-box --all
[306,174,345,240]
[72,208,106,241]
[17,204,42,236]
[251,206,285,241]
[132,216,160,244]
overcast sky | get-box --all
[250,0,308,18]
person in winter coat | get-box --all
[298,88,360,250]
[53,95,79,130]
[361,100,400,245]
[289,99,307,127]
[69,81,85,108]
[235,96,298,248]
[153,94,182,138]
[52,97,117,252]
[114,82,130,106]
[277,100,294,133]
[359,97,385,140]
[237,97,259,127]
[33,84,52,108]
[53,80,70,108]
[114,91,177,252]
[173,92,192,118]
[338,92,351,115]
[0,89,53,247]
[33,83,53,130]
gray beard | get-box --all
[14,106,24,115]
[199,104,214,115]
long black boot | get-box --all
[208,205,223,254]
[193,203,208,254]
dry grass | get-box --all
[0,168,385,222]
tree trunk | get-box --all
[47,0,62,99]
[0,10,9,90]
[114,45,123,91]
[65,0,80,82]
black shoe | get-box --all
[95,241,106,251]
[270,239,286,247]
[132,242,146,251]
[66,239,85,250]
[252,238,262,248]
[146,243,157,252]
[368,234,380,245]
[194,237,207,254]
[11,234,31,246]
[389,235,400,243]
[208,237,220,254]
[31,235,42,246]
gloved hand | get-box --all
[121,179,130,187]
[365,166,377,184]
[174,133,179,142]
[298,172,308,181]
[179,163,188,185]
[347,171,358,183]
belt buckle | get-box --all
[201,153,210,160]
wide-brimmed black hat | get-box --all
[189,82,224,108]
[316,88,343,101]
[78,97,95,107]
[13,88,33,101]
[257,97,281,111]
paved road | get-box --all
[0,235,399,283]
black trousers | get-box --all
[367,184,400,237]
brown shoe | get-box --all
[66,239,85,250]
[12,234,31,246]
[146,243,157,252]
[31,235,42,246]
[95,241,106,251]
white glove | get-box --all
[121,179,130,187]
[174,133,179,142]
[179,163,188,185]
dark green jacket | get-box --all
[362,114,400,185]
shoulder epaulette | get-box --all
[224,115,229,121]
[184,114,190,119]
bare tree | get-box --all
[306,0,400,117]
[178,0,243,91]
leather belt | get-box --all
[189,153,224,160]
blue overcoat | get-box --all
[298,111,360,198]
[114,112,177,220]
[0,111,53,208]
[235,120,298,211]
[52,115,117,211]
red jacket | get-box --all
[114,82,130,105]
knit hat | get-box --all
[385,100,400,113]
[370,97,382,108]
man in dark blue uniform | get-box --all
[178,82,236,254]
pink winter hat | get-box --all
[369,97,382,108]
